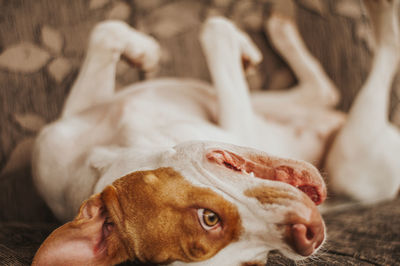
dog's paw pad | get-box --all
[238,32,262,70]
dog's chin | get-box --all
[278,242,324,261]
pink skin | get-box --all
[206,150,326,204]
[206,149,326,256]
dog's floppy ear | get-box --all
[32,192,128,266]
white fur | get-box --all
[32,1,400,264]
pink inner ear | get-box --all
[32,198,111,265]
[206,150,326,205]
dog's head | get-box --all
[33,141,326,265]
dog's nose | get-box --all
[289,214,325,256]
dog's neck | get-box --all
[90,146,171,193]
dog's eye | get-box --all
[197,208,221,231]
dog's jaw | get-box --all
[156,141,327,264]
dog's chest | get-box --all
[111,87,239,148]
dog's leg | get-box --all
[326,0,400,203]
[343,0,399,129]
[200,17,262,141]
[62,21,160,117]
[251,13,339,110]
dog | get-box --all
[32,0,399,265]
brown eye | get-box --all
[197,208,221,231]
[203,209,219,226]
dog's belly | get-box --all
[115,82,336,163]
[37,78,340,177]
[112,82,241,148]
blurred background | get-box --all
[0,0,399,265]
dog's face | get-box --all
[33,141,326,266]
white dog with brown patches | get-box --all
[32,0,399,265]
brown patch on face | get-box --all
[244,185,295,205]
[242,261,265,266]
[103,167,242,264]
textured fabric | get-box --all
[0,223,58,265]
[1,197,399,265]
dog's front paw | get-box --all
[123,30,161,72]
[201,17,262,71]
[90,20,161,72]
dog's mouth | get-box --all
[206,150,326,205]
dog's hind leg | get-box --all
[251,13,340,111]
[62,21,160,117]
[200,17,262,142]
[325,0,400,203]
